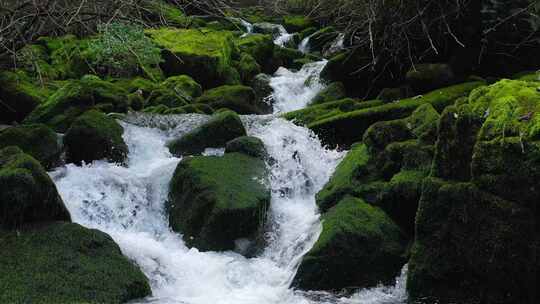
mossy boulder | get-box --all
[196,85,271,114]
[252,73,274,106]
[147,28,236,88]
[23,75,129,132]
[0,71,49,124]
[309,26,339,53]
[234,53,261,84]
[406,63,456,93]
[168,152,270,251]
[0,124,61,169]
[160,75,203,99]
[235,34,274,67]
[0,222,151,303]
[377,86,414,103]
[168,110,246,156]
[282,15,315,33]
[272,46,305,69]
[64,110,128,165]
[225,136,267,159]
[408,180,536,304]
[293,196,407,291]
[310,82,346,105]
[0,146,71,229]
[309,81,484,148]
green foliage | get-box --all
[88,23,162,79]
[0,222,151,303]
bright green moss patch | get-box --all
[0,222,150,303]
[142,0,191,27]
[309,81,485,148]
[468,79,540,140]
[282,15,315,32]
[236,34,274,66]
[168,152,270,251]
[147,28,236,87]
[316,143,371,211]
[293,196,406,290]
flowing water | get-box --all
[50,56,408,304]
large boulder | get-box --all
[310,82,346,105]
[167,110,246,156]
[235,34,274,67]
[0,146,71,229]
[225,136,267,159]
[147,28,236,88]
[0,71,48,124]
[23,75,128,132]
[233,53,261,84]
[0,124,61,169]
[282,15,315,33]
[196,85,271,114]
[64,110,128,165]
[293,196,407,291]
[407,79,539,303]
[168,152,270,251]
[0,222,151,303]
[147,75,203,108]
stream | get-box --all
[49,28,408,304]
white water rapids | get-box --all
[49,60,408,304]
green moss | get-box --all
[284,98,382,126]
[407,103,440,143]
[141,0,191,27]
[235,34,274,66]
[196,85,269,114]
[375,140,434,180]
[168,152,270,251]
[282,15,315,32]
[0,70,59,123]
[363,119,413,154]
[272,46,304,68]
[0,146,70,229]
[167,110,246,156]
[161,75,203,99]
[147,28,236,88]
[38,35,92,79]
[293,196,406,291]
[164,104,214,115]
[64,110,128,165]
[408,179,536,303]
[234,53,261,84]
[316,144,371,211]
[0,124,60,169]
[0,222,150,303]
[225,136,267,159]
[309,26,338,52]
[468,79,540,140]
[310,82,346,105]
[309,81,485,148]
[142,104,170,114]
[23,75,129,132]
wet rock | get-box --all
[167,110,246,156]
[310,82,346,105]
[196,85,271,114]
[0,124,61,169]
[64,110,128,165]
[293,196,407,291]
[0,222,151,303]
[0,146,71,229]
[225,136,267,159]
[168,152,270,252]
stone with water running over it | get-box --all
[168,152,270,252]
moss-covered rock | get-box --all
[147,28,236,88]
[234,53,261,84]
[23,75,129,132]
[309,26,339,53]
[309,81,484,148]
[160,75,203,99]
[408,180,536,304]
[272,46,305,69]
[0,222,151,303]
[377,86,414,103]
[196,85,271,114]
[0,124,61,169]
[0,71,50,124]
[168,152,270,251]
[310,82,346,105]
[363,120,413,154]
[225,136,267,159]
[168,110,246,156]
[252,73,274,106]
[64,110,128,165]
[406,63,455,93]
[38,35,92,79]
[0,147,70,229]
[293,196,407,291]
[282,15,315,32]
[235,34,274,67]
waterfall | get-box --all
[298,36,311,54]
[50,58,408,304]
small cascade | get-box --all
[298,36,311,54]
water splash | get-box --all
[298,36,311,54]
